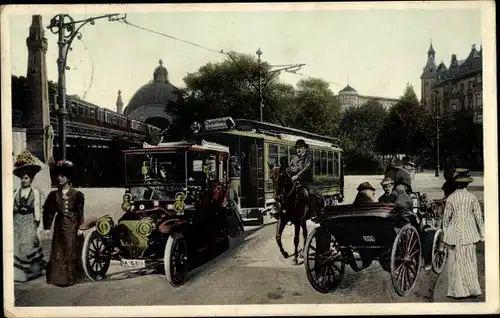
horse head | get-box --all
[268,162,295,211]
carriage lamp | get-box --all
[96,216,114,236]
[136,218,154,237]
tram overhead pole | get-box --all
[47,13,126,160]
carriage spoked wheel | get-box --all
[164,233,189,287]
[431,229,447,274]
[82,230,111,281]
[304,226,345,294]
[390,224,422,297]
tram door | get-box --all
[239,137,264,209]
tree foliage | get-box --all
[376,84,434,156]
[292,78,341,136]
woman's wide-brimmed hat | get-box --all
[13,150,42,178]
[380,177,394,186]
[54,160,75,178]
[357,181,375,192]
[294,139,309,149]
[453,168,473,183]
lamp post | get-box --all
[434,91,441,177]
[255,47,305,122]
[256,47,263,122]
[47,13,126,160]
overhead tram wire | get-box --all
[285,69,344,88]
[119,18,287,126]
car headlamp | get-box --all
[121,201,131,212]
[123,193,132,202]
[136,218,154,237]
[96,215,114,236]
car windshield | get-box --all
[125,151,186,186]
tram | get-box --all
[190,117,344,224]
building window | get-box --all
[468,81,473,90]
[451,103,457,111]
[460,83,464,92]
[477,74,482,83]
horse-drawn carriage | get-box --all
[80,141,235,286]
[303,193,448,296]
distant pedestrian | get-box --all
[443,168,484,299]
[353,182,375,205]
[12,150,46,282]
[378,177,394,203]
[43,160,86,287]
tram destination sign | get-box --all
[203,117,236,131]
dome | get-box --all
[339,84,357,95]
[123,60,178,129]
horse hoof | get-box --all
[282,252,289,259]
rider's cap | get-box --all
[294,139,309,149]
[357,182,375,192]
[380,177,394,186]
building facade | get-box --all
[337,84,398,112]
[420,43,483,123]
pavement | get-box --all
[10,172,487,307]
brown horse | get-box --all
[268,163,315,265]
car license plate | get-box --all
[363,236,375,242]
[120,259,146,268]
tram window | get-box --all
[268,143,278,168]
[333,152,339,177]
[327,151,333,176]
[313,150,321,176]
[278,145,289,168]
[321,151,327,175]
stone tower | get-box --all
[420,42,438,114]
[116,90,124,114]
[25,15,52,164]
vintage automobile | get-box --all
[80,140,236,286]
[303,192,448,297]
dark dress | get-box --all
[42,188,85,287]
[378,193,394,203]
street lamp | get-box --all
[434,90,441,177]
[47,13,126,160]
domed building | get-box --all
[123,60,178,130]
[338,83,398,112]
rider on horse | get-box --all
[288,139,321,217]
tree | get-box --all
[340,99,388,152]
[11,75,58,112]
[292,78,341,136]
[175,52,296,126]
[376,84,434,156]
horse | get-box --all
[268,163,317,265]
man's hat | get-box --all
[357,182,375,192]
[54,160,75,178]
[229,156,237,161]
[294,139,309,149]
[13,150,42,178]
[380,177,394,186]
[453,168,473,183]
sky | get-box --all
[7,4,483,112]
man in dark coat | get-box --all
[288,139,320,216]
[378,177,395,203]
[353,182,376,205]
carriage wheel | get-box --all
[304,226,345,293]
[390,224,421,297]
[431,229,447,274]
[164,233,188,287]
[82,230,111,281]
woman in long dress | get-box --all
[443,168,485,299]
[43,160,86,287]
[13,150,46,282]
